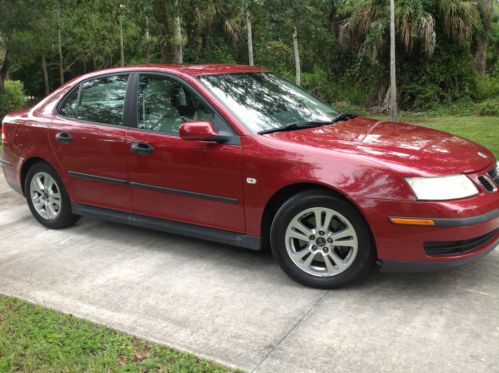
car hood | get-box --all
[265,117,495,176]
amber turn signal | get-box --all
[389,217,436,226]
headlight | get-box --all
[405,174,478,201]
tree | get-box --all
[389,0,397,121]
[57,0,64,84]
[0,0,41,93]
[174,0,183,64]
[245,1,254,66]
[475,0,494,74]
[337,0,484,109]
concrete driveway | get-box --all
[0,173,498,373]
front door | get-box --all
[126,73,245,233]
[48,74,132,211]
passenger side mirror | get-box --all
[179,121,225,142]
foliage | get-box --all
[0,80,26,119]
[398,42,478,110]
[0,0,497,113]
[474,97,499,116]
[0,295,236,372]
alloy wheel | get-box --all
[30,172,62,220]
[285,207,359,277]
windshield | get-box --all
[198,72,338,133]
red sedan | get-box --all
[1,64,498,288]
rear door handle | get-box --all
[55,132,72,144]
[131,142,154,156]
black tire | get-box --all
[270,190,374,289]
[25,162,80,229]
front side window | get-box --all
[137,74,214,135]
[77,75,128,125]
[199,72,338,133]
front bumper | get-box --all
[378,238,498,273]
[357,188,499,270]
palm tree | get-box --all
[338,0,482,109]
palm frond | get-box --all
[418,13,436,56]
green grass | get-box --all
[374,115,499,158]
[0,295,236,373]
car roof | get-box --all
[87,64,269,76]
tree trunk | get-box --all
[144,15,151,63]
[119,13,125,67]
[0,47,11,94]
[57,0,64,85]
[474,0,493,75]
[293,26,301,86]
[246,6,254,66]
[41,54,50,96]
[389,0,398,122]
[174,0,183,64]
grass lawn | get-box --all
[375,115,499,158]
[0,295,235,373]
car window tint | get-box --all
[137,75,214,135]
[58,87,79,118]
[78,75,128,125]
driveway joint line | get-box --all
[251,289,329,373]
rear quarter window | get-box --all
[58,87,79,118]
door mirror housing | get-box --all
[179,121,224,142]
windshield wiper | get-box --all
[259,120,332,135]
[331,112,356,123]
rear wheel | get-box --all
[25,163,80,229]
[270,190,374,288]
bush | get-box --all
[474,97,499,116]
[301,67,336,103]
[476,74,499,101]
[0,80,27,120]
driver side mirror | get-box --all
[179,121,225,142]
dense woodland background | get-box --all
[0,0,498,118]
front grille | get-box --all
[424,230,497,256]
[477,175,496,192]
[488,165,499,185]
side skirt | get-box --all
[71,203,262,251]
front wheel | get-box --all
[270,191,374,289]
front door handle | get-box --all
[131,142,154,156]
[55,132,73,144]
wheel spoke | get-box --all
[302,252,316,268]
[334,237,357,248]
[323,254,335,274]
[45,178,54,192]
[322,210,334,232]
[331,227,355,241]
[288,220,312,241]
[46,203,56,217]
[51,199,61,209]
[294,247,311,260]
[35,177,45,191]
[328,250,348,270]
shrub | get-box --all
[301,67,336,103]
[474,98,499,116]
[476,74,499,101]
[0,80,27,120]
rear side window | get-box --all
[78,75,128,125]
[58,74,128,126]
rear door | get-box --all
[125,73,245,232]
[48,74,132,211]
